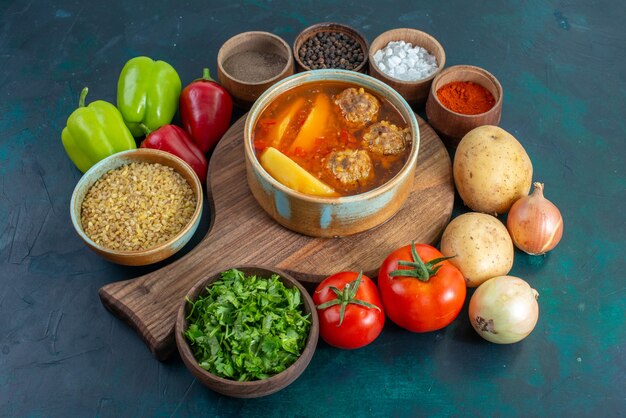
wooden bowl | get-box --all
[175,265,319,398]
[70,149,203,266]
[244,69,420,237]
[368,28,446,108]
[217,31,294,109]
[293,22,368,73]
[425,65,503,147]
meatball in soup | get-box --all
[253,82,411,196]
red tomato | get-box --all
[313,272,385,349]
[378,243,466,333]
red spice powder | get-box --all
[436,81,496,115]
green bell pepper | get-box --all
[61,87,136,173]
[117,56,182,137]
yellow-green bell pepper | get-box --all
[61,87,136,173]
[117,56,182,137]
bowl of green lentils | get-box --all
[70,148,203,266]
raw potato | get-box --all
[454,125,533,215]
[440,213,514,287]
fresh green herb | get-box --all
[184,268,311,381]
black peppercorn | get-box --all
[298,30,365,70]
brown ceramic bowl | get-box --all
[217,31,294,108]
[70,149,203,266]
[293,22,369,73]
[425,65,503,147]
[175,265,319,398]
[368,28,446,108]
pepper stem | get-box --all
[194,68,215,83]
[315,272,381,326]
[78,87,89,108]
[388,241,455,282]
[139,123,152,136]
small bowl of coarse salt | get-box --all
[368,28,446,107]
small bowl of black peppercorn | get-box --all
[293,23,368,73]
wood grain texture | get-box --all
[99,113,453,360]
[368,28,446,107]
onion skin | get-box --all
[507,182,563,255]
[469,276,539,344]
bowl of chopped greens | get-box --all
[175,266,319,398]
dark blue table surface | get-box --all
[1,0,625,416]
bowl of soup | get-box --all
[244,69,420,237]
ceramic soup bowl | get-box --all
[244,69,420,237]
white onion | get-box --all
[469,276,539,344]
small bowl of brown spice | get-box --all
[70,149,203,266]
[217,31,294,108]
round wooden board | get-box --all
[99,114,454,360]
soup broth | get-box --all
[253,81,411,196]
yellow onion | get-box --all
[469,276,539,344]
[506,182,563,255]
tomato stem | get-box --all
[389,241,455,282]
[315,272,381,326]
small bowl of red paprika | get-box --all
[425,65,503,147]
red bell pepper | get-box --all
[180,68,233,153]
[139,124,208,183]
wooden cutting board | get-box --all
[99,114,454,360]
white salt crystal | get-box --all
[373,40,438,81]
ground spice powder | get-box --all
[223,51,287,83]
[436,81,496,115]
